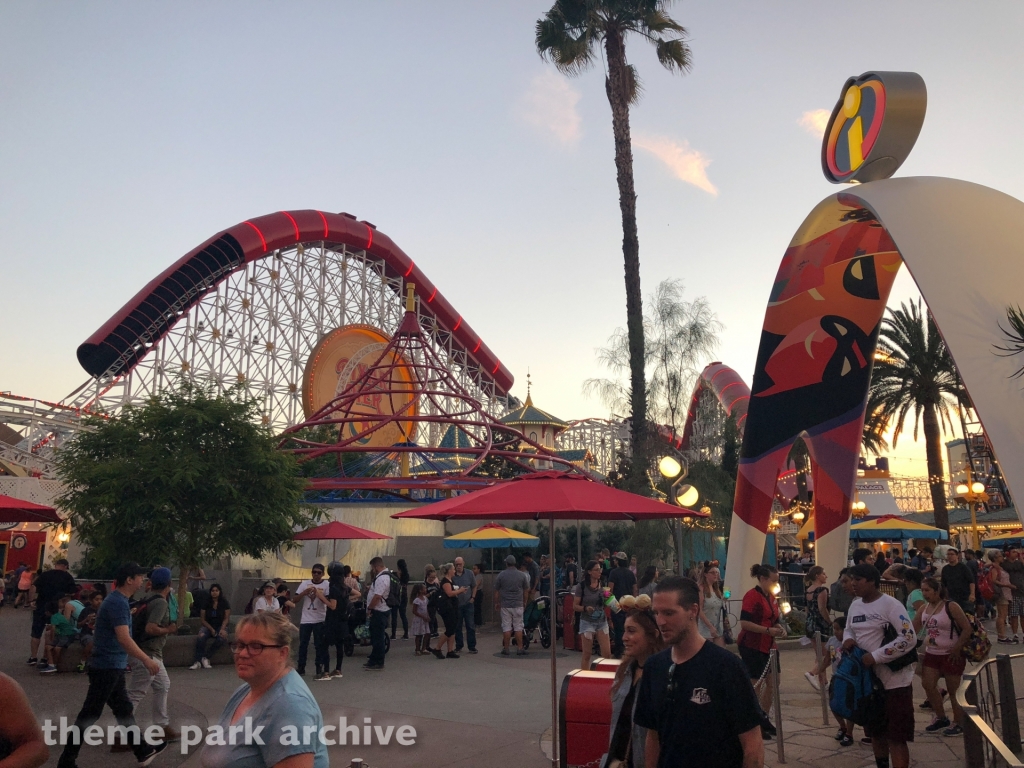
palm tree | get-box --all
[536,1,692,490]
[869,300,966,530]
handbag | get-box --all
[881,622,919,671]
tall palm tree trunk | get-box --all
[603,28,648,489]
[923,404,950,531]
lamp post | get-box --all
[955,477,989,551]
[658,454,699,573]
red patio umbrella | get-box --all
[393,470,706,767]
[293,520,392,562]
[0,494,61,524]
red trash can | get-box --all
[559,669,615,768]
[590,657,622,673]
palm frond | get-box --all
[994,305,1024,378]
[653,37,692,73]
[624,64,643,105]
[535,9,600,76]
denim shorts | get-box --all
[579,614,609,638]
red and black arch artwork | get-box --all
[727,195,903,581]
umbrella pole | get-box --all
[333,539,337,563]
[550,514,557,767]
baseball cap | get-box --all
[614,551,628,561]
[115,562,148,582]
[149,567,172,588]
[505,555,518,566]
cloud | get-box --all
[632,134,718,196]
[799,109,831,138]
[517,72,582,146]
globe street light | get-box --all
[658,455,683,479]
[676,484,700,508]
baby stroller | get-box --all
[522,595,552,650]
[344,599,391,657]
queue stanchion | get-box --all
[813,631,829,725]
[771,648,786,763]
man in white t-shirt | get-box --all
[843,563,917,768]
[364,557,391,671]
[296,563,330,679]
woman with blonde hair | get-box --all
[602,595,664,768]
[201,612,327,768]
[697,563,726,647]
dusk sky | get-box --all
[4,2,1022,478]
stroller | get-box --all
[343,599,391,657]
[522,595,552,650]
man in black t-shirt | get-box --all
[607,552,637,657]
[29,559,77,665]
[635,576,763,768]
[941,547,976,614]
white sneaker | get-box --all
[201,657,212,669]
[804,672,821,692]
[189,661,202,670]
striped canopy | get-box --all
[443,522,539,549]
[981,529,1024,547]
[849,515,949,542]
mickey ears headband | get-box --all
[618,594,652,612]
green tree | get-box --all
[720,412,739,480]
[538,2,693,490]
[56,383,318,616]
[585,279,721,440]
[868,300,966,530]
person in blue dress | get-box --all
[201,612,327,768]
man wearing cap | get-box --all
[493,555,531,656]
[58,563,167,768]
[120,568,179,747]
[607,552,638,657]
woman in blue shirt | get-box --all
[202,612,327,768]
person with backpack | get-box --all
[122,568,179,747]
[913,576,973,736]
[424,565,441,639]
[364,557,393,671]
[842,563,917,768]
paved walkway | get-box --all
[0,607,970,768]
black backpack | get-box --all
[129,595,159,641]
[375,570,401,609]
[426,581,442,613]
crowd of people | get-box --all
[3,542,1009,768]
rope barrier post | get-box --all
[771,648,786,763]
[996,653,1022,753]
[813,631,829,725]
[963,676,986,768]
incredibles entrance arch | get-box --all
[724,73,1024,598]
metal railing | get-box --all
[960,652,1024,767]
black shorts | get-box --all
[738,645,777,679]
[864,685,915,743]
[31,609,48,640]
